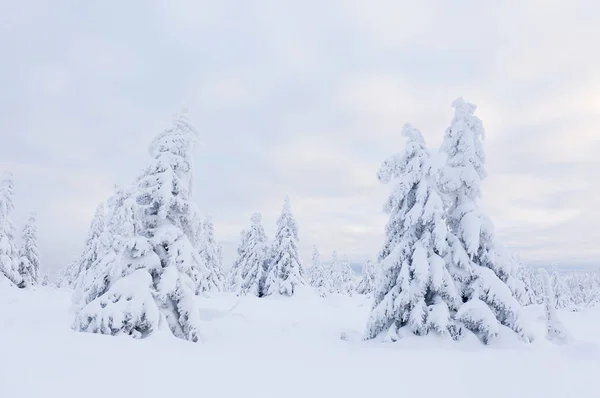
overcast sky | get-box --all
[1,0,599,276]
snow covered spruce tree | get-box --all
[72,185,139,308]
[365,124,460,340]
[308,245,330,296]
[263,197,306,296]
[329,252,356,295]
[356,259,376,295]
[0,173,20,287]
[235,213,269,296]
[17,213,41,287]
[227,228,249,292]
[73,110,205,342]
[68,204,106,290]
[440,98,530,343]
[539,268,570,343]
[196,216,225,293]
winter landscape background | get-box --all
[2,1,600,398]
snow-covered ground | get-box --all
[1,287,599,398]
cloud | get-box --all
[1,0,599,276]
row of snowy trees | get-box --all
[0,174,44,288]
[517,266,600,311]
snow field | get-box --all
[1,286,599,398]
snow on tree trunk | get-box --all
[365,124,460,340]
[356,259,376,295]
[235,213,269,297]
[0,173,21,287]
[197,216,225,293]
[538,268,571,344]
[73,110,205,342]
[439,98,531,344]
[17,213,41,287]
[263,197,306,296]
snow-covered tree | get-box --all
[227,228,249,292]
[65,204,107,291]
[539,268,570,343]
[329,252,356,295]
[551,268,570,309]
[308,246,329,296]
[17,213,41,287]
[235,213,269,296]
[356,259,376,295]
[40,272,50,286]
[72,185,139,308]
[0,173,20,286]
[197,216,225,293]
[365,124,460,340]
[263,197,306,296]
[440,98,530,344]
[73,110,205,342]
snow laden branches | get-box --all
[365,124,460,340]
[232,213,269,296]
[17,214,41,287]
[308,246,330,296]
[441,98,530,344]
[197,216,225,293]
[356,260,376,295]
[0,173,20,286]
[263,197,306,296]
[328,252,356,295]
[73,111,205,343]
[538,268,571,344]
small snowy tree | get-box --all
[539,268,570,343]
[236,213,269,296]
[40,272,50,286]
[73,110,205,342]
[329,252,356,295]
[365,124,460,340]
[263,197,306,296]
[17,214,41,287]
[308,246,330,296]
[197,216,225,293]
[356,259,376,295]
[227,228,249,292]
[0,173,20,286]
[551,269,570,309]
[68,204,107,291]
[440,98,530,344]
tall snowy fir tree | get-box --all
[17,214,41,287]
[356,259,376,295]
[308,246,329,296]
[0,173,20,286]
[264,197,306,296]
[73,110,205,342]
[197,216,225,293]
[235,213,269,296]
[365,124,460,340]
[329,252,356,295]
[439,98,530,343]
